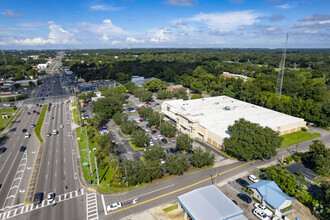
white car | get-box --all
[47,192,55,201]
[253,209,270,220]
[153,136,158,140]
[160,159,165,164]
[60,124,64,128]
[149,141,154,146]
[53,129,58,135]
[145,129,149,132]
[25,133,31,138]
[248,174,259,183]
[158,134,162,139]
[107,202,122,212]
[254,203,273,216]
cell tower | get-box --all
[275,34,288,99]
[1,50,7,66]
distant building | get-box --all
[65,70,73,75]
[78,82,93,90]
[14,80,38,86]
[131,76,156,87]
[222,72,249,81]
[37,64,48,70]
[248,180,293,217]
[177,185,247,220]
[28,55,39,60]
[162,96,306,149]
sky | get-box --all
[0,0,329,49]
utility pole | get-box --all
[275,34,289,99]
[94,156,100,185]
[124,163,128,188]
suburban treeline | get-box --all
[66,49,329,127]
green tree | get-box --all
[165,154,189,175]
[148,112,162,126]
[159,121,177,137]
[143,160,163,182]
[131,129,149,148]
[96,151,109,169]
[92,95,124,122]
[223,118,282,161]
[112,112,128,126]
[143,79,169,92]
[190,148,215,168]
[190,80,205,93]
[120,121,138,135]
[302,140,330,176]
[176,134,193,151]
[157,89,172,99]
[173,88,188,100]
[138,106,153,119]
[144,145,165,161]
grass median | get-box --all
[0,108,15,129]
[35,105,47,142]
[76,126,115,189]
[281,131,321,148]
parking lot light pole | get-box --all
[94,156,100,185]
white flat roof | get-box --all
[163,96,304,139]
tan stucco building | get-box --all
[161,96,306,149]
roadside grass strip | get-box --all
[35,105,47,142]
[0,107,15,129]
[163,204,178,213]
[281,131,321,148]
[72,108,80,124]
[129,141,145,151]
[76,126,115,190]
[8,109,23,129]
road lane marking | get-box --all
[108,160,257,215]
[0,151,12,175]
[101,195,107,216]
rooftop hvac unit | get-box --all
[215,102,219,105]
[224,106,231,110]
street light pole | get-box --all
[94,156,100,185]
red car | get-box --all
[147,103,152,106]
[139,119,144,122]
[136,108,139,110]
[33,110,36,113]
[151,130,157,134]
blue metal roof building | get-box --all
[177,185,247,220]
[248,180,293,217]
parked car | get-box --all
[248,174,259,183]
[253,209,270,220]
[139,119,144,122]
[253,203,273,216]
[161,138,168,144]
[149,141,154,146]
[160,159,165,164]
[236,178,249,187]
[151,130,157,134]
[33,110,36,113]
[106,202,122,212]
[27,112,31,115]
[170,148,177,154]
[237,193,252,203]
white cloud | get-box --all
[12,37,51,46]
[90,4,122,11]
[187,11,261,32]
[0,41,5,45]
[126,37,145,43]
[17,22,45,27]
[276,3,295,9]
[112,40,120,45]
[164,0,195,7]
[101,34,110,41]
[48,22,75,44]
[2,10,24,17]
[150,29,170,42]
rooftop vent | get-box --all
[215,102,219,105]
[224,106,231,111]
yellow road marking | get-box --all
[108,160,257,215]
[278,150,287,155]
[88,188,96,192]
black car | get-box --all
[27,112,31,115]
[161,138,168,144]
[186,150,194,154]
[236,178,249,187]
[237,193,252,203]
[34,192,44,205]
[20,146,26,152]
[232,200,238,205]
[0,147,6,154]
[170,148,177,154]
[22,128,27,133]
